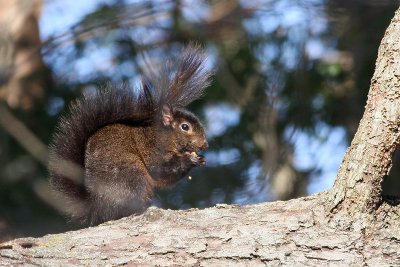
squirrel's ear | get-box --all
[162,105,173,126]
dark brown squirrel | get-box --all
[48,46,211,226]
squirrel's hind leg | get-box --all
[84,153,154,225]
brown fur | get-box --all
[48,45,211,225]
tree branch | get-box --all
[327,8,400,213]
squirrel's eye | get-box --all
[180,123,190,131]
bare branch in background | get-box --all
[0,105,47,165]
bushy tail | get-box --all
[143,44,212,110]
[48,86,153,222]
[48,45,212,223]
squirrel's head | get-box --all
[160,105,208,165]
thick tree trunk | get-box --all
[0,196,398,266]
[1,6,400,267]
[0,0,44,110]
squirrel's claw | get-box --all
[197,154,206,166]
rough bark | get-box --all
[0,196,398,266]
[1,6,400,267]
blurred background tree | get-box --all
[0,0,399,241]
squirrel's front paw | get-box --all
[186,151,206,166]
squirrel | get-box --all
[48,45,211,226]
